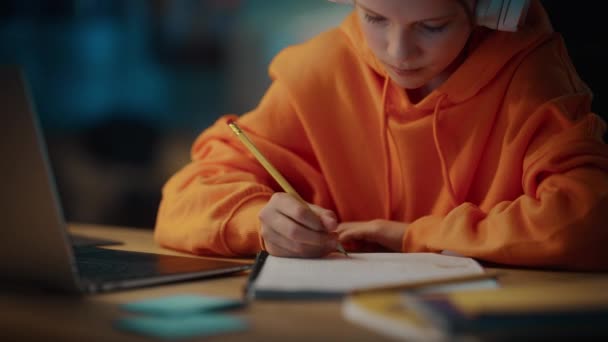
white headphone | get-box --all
[328,0,531,32]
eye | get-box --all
[364,13,386,24]
[420,23,448,33]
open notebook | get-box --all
[247,252,495,299]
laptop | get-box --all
[0,67,252,293]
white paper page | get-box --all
[254,253,486,293]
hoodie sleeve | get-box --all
[154,79,332,257]
[404,105,608,271]
[403,36,608,271]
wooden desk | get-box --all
[1,224,607,342]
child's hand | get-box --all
[336,220,408,252]
[259,193,338,258]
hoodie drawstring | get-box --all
[382,79,458,216]
[432,94,459,208]
[380,75,392,218]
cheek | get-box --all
[422,30,470,67]
[361,26,387,55]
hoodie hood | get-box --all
[338,0,555,210]
[338,0,554,109]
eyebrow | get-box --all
[356,3,457,22]
[356,3,383,17]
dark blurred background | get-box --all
[0,0,605,229]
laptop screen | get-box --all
[0,66,252,293]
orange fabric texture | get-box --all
[155,1,608,270]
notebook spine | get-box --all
[243,250,269,301]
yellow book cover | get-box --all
[342,290,446,341]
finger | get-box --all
[337,226,384,252]
[263,228,335,258]
[263,212,335,247]
[336,222,377,242]
[274,193,325,232]
[264,238,296,257]
[309,205,338,233]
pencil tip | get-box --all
[337,243,349,257]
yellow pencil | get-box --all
[227,120,348,256]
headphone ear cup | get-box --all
[476,0,531,31]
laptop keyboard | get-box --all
[75,247,162,281]
[73,246,250,285]
[77,259,130,277]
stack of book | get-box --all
[343,278,608,341]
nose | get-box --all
[386,27,418,63]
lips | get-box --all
[387,64,423,76]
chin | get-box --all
[389,76,428,90]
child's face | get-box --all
[356,0,473,91]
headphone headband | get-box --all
[328,0,531,32]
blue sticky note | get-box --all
[121,295,244,316]
[115,314,248,340]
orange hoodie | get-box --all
[155,1,608,270]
